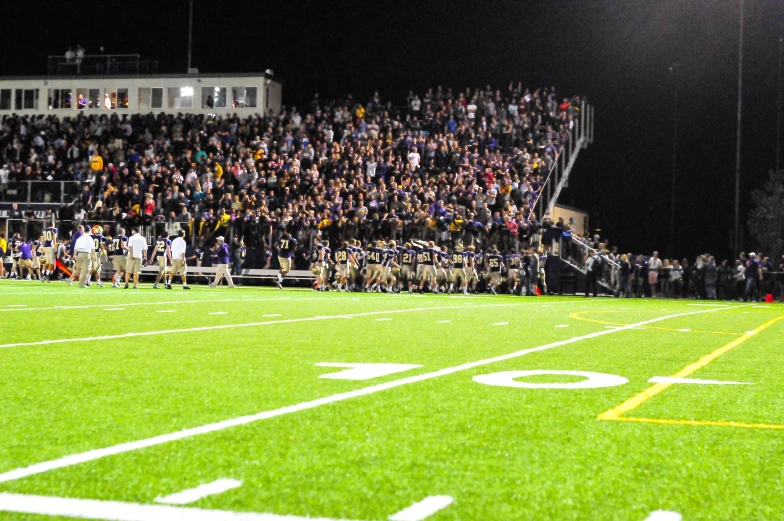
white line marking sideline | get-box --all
[104,308,125,311]
[155,479,243,505]
[0,304,746,484]
[388,495,454,521]
[376,318,393,321]
[436,320,451,323]
[208,312,227,315]
[0,302,566,351]
[644,510,682,521]
[555,324,569,328]
[493,322,508,326]
[0,492,355,521]
[648,376,752,385]
[156,310,177,313]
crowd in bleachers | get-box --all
[0,83,582,261]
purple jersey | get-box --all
[152,238,171,259]
[278,237,297,258]
[43,227,58,248]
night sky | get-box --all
[2,0,782,259]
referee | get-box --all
[72,225,97,288]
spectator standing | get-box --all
[169,230,190,290]
[704,256,718,300]
[72,226,97,288]
[210,236,235,288]
[124,228,147,289]
[648,251,662,297]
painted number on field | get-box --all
[473,370,629,389]
[316,363,422,381]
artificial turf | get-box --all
[0,281,782,520]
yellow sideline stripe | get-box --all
[599,315,784,423]
[569,311,739,336]
[608,416,784,430]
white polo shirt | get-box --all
[127,234,148,259]
[74,233,95,254]
[171,237,187,261]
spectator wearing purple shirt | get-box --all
[210,236,235,288]
[17,240,33,279]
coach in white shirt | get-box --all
[169,229,190,290]
[124,228,147,289]
[73,225,97,288]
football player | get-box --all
[148,231,172,289]
[449,243,469,295]
[6,233,21,279]
[31,235,44,280]
[381,241,400,293]
[109,227,128,287]
[399,242,416,293]
[364,240,384,292]
[417,241,438,293]
[506,251,521,295]
[88,226,109,287]
[276,232,297,288]
[42,220,58,282]
[486,245,504,295]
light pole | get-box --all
[187,0,194,73]
[669,63,679,256]
[733,0,744,257]
[776,35,782,174]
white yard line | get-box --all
[389,496,454,521]
[0,302,574,351]
[155,479,242,505]
[0,493,355,521]
[0,296,350,313]
[0,304,746,484]
[644,511,682,521]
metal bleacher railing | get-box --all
[0,180,83,205]
[46,54,157,76]
[532,100,594,219]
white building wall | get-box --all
[0,74,282,117]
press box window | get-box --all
[231,87,257,108]
[168,87,193,109]
[0,89,10,110]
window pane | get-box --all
[151,88,163,109]
[103,89,115,109]
[14,90,22,110]
[24,89,38,110]
[201,87,214,109]
[0,89,11,110]
[245,87,257,108]
[87,89,100,108]
[231,87,245,108]
[214,87,227,108]
[138,88,151,109]
[61,89,72,109]
[48,89,58,109]
[168,87,193,109]
[76,88,87,110]
[117,88,128,109]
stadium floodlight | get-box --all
[180,87,193,97]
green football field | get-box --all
[0,281,782,521]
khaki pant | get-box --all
[213,264,235,287]
[76,252,92,287]
[489,271,502,284]
[44,247,56,265]
[452,268,466,284]
[420,265,436,282]
[113,255,127,273]
[171,259,187,277]
[157,256,168,274]
[126,257,142,274]
[278,257,291,272]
